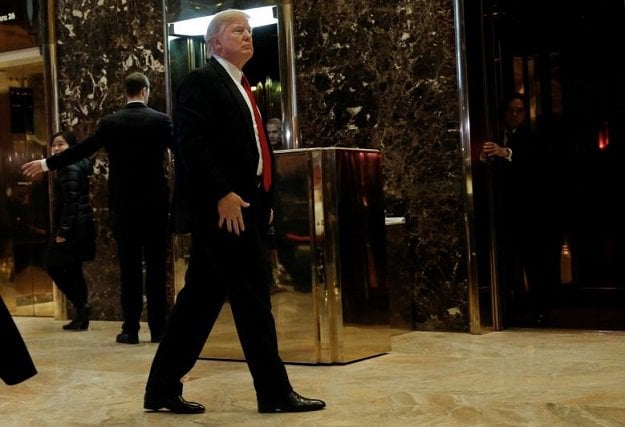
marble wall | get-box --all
[53,0,470,331]
[293,0,469,331]
[55,0,172,320]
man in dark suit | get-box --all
[481,94,558,324]
[143,9,326,415]
[22,72,172,344]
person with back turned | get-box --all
[22,72,173,344]
[143,9,326,414]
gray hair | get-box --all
[205,9,250,58]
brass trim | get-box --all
[276,2,299,148]
[453,0,483,334]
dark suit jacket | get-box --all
[0,297,37,385]
[174,57,274,233]
[47,103,173,214]
[490,126,553,224]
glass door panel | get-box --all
[0,50,53,317]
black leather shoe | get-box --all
[63,304,91,331]
[62,317,89,331]
[116,332,139,344]
[144,395,205,414]
[258,391,326,413]
[150,332,164,343]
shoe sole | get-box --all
[258,404,326,413]
[144,402,205,414]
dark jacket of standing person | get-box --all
[481,94,559,322]
[45,130,96,330]
[51,159,94,243]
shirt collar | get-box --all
[213,54,243,84]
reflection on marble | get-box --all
[293,1,468,331]
[4,318,625,426]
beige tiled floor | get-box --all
[3,317,625,426]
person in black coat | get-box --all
[22,73,174,344]
[0,296,37,385]
[143,9,325,415]
[45,130,96,330]
[481,93,559,323]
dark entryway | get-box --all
[466,0,625,330]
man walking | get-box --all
[143,9,325,414]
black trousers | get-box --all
[113,207,169,337]
[0,296,37,385]
[145,207,292,401]
[47,261,88,309]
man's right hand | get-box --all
[21,160,45,178]
[481,141,510,159]
[217,192,250,235]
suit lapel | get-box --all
[209,58,256,143]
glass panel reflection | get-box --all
[177,148,391,364]
[0,58,53,317]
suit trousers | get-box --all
[47,261,88,309]
[0,296,37,385]
[113,206,169,336]
[145,202,292,400]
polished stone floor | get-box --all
[3,318,625,426]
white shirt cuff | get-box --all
[40,159,49,172]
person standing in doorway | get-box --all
[22,72,173,344]
[45,130,96,331]
[143,9,326,414]
[481,93,558,324]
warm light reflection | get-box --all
[598,122,610,150]
[170,6,277,36]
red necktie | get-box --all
[241,75,272,192]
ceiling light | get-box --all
[170,6,277,37]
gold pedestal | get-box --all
[175,148,390,364]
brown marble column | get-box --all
[54,0,172,321]
[293,0,469,331]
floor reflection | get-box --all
[4,318,625,426]
[199,284,392,364]
[0,264,53,317]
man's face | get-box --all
[505,98,526,130]
[267,124,281,146]
[213,18,253,67]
